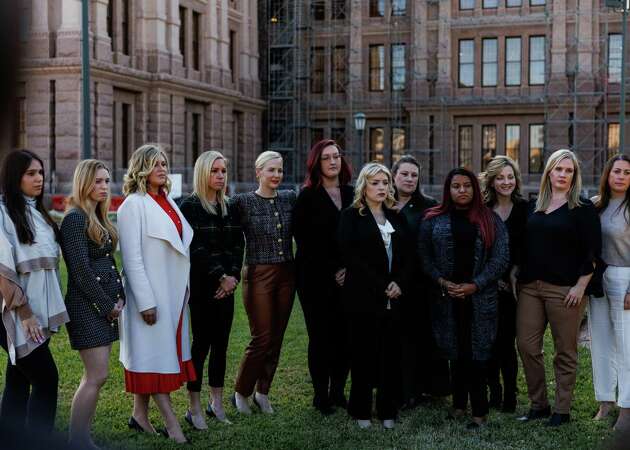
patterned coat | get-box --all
[418,213,509,361]
[60,208,125,350]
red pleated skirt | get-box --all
[124,310,196,394]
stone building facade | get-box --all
[297,0,626,192]
[10,0,263,193]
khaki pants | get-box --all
[516,280,586,414]
[235,263,295,397]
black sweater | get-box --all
[518,198,601,286]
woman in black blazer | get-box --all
[294,139,354,415]
[338,162,412,430]
[60,160,125,448]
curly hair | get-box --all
[351,162,396,215]
[122,143,171,196]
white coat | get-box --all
[117,192,193,374]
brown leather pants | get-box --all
[234,263,295,396]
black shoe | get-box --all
[545,413,570,427]
[158,428,192,445]
[400,397,418,411]
[517,406,551,422]
[502,398,517,413]
[128,417,147,433]
[313,397,335,416]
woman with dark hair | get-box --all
[479,156,528,413]
[0,150,69,433]
[589,154,630,429]
[391,155,449,409]
[419,168,508,429]
[338,162,412,430]
[294,139,353,415]
[517,149,600,427]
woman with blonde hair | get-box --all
[117,144,194,443]
[60,159,125,448]
[517,149,601,426]
[338,162,412,429]
[479,155,528,413]
[230,151,296,415]
[180,150,244,428]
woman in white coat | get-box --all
[117,144,194,444]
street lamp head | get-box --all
[354,112,366,132]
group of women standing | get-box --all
[0,138,629,443]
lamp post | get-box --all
[607,0,628,153]
[354,112,366,164]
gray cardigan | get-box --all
[418,213,509,361]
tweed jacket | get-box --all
[179,194,244,301]
[418,213,509,361]
[60,208,125,350]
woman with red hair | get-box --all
[294,139,353,415]
[419,168,509,429]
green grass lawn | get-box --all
[0,259,615,449]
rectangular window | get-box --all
[529,124,544,173]
[192,112,201,162]
[229,30,237,82]
[392,0,407,16]
[311,47,325,93]
[482,38,498,87]
[391,44,406,91]
[459,40,474,88]
[12,97,27,150]
[529,36,545,85]
[460,0,475,10]
[608,123,620,159]
[107,0,114,51]
[331,0,346,20]
[332,46,347,93]
[121,0,130,55]
[392,127,406,163]
[179,6,187,67]
[530,0,545,5]
[311,128,324,145]
[332,127,346,150]
[369,127,385,162]
[507,0,522,5]
[369,0,385,17]
[505,37,522,86]
[482,125,497,169]
[312,1,325,21]
[483,0,498,8]
[609,34,623,83]
[458,126,473,169]
[192,12,200,70]
[505,124,520,162]
[369,45,385,91]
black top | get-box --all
[450,209,477,283]
[497,199,529,282]
[294,184,354,282]
[179,194,244,301]
[338,206,413,313]
[519,198,601,286]
[397,193,438,238]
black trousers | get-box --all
[451,297,489,417]
[400,296,451,401]
[0,321,58,434]
[487,289,518,405]
[348,310,401,421]
[187,296,234,391]
[298,281,349,403]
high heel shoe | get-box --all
[184,410,208,430]
[128,416,152,433]
[206,402,233,424]
[158,427,192,445]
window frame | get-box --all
[482,124,497,169]
[482,38,498,87]
[458,125,473,169]
[505,124,521,163]
[608,34,623,84]
[391,43,406,91]
[528,123,545,174]
[458,39,475,88]
[311,46,325,94]
[369,44,385,92]
[505,37,522,87]
[528,35,546,86]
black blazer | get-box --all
[294,184,354,291]
[338,206,413,314]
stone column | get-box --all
[436,0,452,96]
[138,0,170,72]
[219,0,232,87]
[206,0,221,85]
[93,0,112,62]
[549,0,567,92]
[250,0,260,97]
[29,0,50,58]
[57,0,82,58]
[411,1,429,98]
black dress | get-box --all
[486,199,528,410]
[397,193,451,404]
[60,209,124,350]
[294,184,354,407]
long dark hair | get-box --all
[424,167,496,248]
[596,154,630,223]
[303,139,352,188]
[0,150,58,244]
